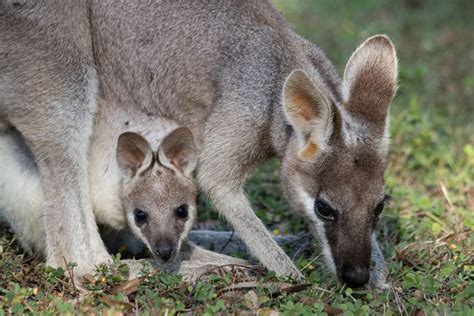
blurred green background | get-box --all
[274,0,473,131]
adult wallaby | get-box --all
[0,1,397,288]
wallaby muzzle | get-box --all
[342,264,370,288]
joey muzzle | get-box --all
[155,240,174,261]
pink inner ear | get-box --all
[286,88,319,122]
[171,157,179,169]
[117,132,154,176]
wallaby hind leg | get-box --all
[7,70,111,276]
[196,115,302,278]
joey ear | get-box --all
[116,132,154,178]
[282,69,333,159]
[343,35,398,124]
[157,127,198,177]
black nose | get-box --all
[155,241,174,261]
[342,266,370,288]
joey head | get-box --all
[116,127,199,262]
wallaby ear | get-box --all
[343,35,398,124]
[116,132,154,178]
[157,127,198,177]
[283,69,333,160]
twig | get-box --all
[291,238,311,261]
[299,254,321,272]
[399,228,472,253]
[391,287,408,316]
[440,182,453,211]
[63,257,77,295]
[219,229,235,253]
[196,263,265,282]
[312,285,335,294]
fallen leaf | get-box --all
[270,283,312,298]
[110,277,144,295]
[323,304,344,315]
[82,274,96,285]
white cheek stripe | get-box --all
[177,207,196,253]
[300,190,336,275]
[127,213,154,255]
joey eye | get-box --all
[175,204,188,219]
[134,209,147,224]
[314,198,337,221]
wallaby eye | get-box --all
[175,204,188,219]
[314,198,337,221]
[134,209,147,224]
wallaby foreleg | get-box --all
[198,168,302,278]
[9,77,111,276]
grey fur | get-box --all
[0,1,397,287]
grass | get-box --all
[1,0,473,314]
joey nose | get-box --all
[155,241,174,261]
[342,266,370,288]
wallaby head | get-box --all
[280,35,397,287]
[116,127,198,263]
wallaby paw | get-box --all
[177,260,260,282]
[369,268,390,292]
[202,262,261,280]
